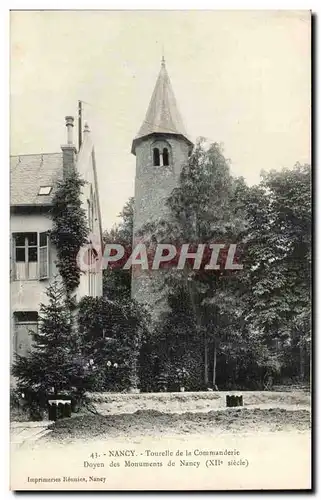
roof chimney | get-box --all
[61,116,77,176]
[65,115,75,144]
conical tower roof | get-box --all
[131,58,193,154]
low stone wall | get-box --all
[88,391,222,403]
[87,390,311,416]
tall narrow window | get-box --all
[87,200,90,228]
[93,193,97,222]
[87,249,91,296]
[91,200,94,231]
[90,186,94,231]
[87,249,97,296]
[153,148,160,166]
[163,148,169,166]
[39,232,49,279]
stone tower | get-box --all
[131,58,193,319]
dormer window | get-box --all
[163,148,169,166]
[153,148,160,166]
[38,186,52,195]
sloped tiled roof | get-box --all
[10,153,63,206]
[131,60,193,154]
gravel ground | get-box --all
[44,407,310,445]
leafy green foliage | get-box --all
[12,279,88,411]
[150,286,203,391]
[240,163,311,381]
[137,140,249,388]
[135,140,311,389]
[50,165,89,294]
[78,295,150,391]
[103,197,134,300]
[242,164,311,332]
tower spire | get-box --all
[161,45,165,66]
[131,60,193,155]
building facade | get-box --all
[10,117,103,365]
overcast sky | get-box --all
[10,10,311,229]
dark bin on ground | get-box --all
[226,395,243,407]
[48,395,72,421]
[48,402,58,421]
[65,403,72,417]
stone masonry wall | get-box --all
[132,135,190,322]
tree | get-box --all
[103,197,134,300]
[12,278,87,414]
[78,295,150,392]
[50,164,89,295]
[139,139,248,388]
[98,148,311,391]
[241,163,311,381]
[101,197,154,391]
[141,284,202,392]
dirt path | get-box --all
[37,407,310,446]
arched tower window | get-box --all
[152,141,172,167]
[163,148,169,166]
[153,148,160,166]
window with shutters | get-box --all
[14,311,38,357]
[12,232,49,280]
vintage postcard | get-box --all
[9,10,311,491]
